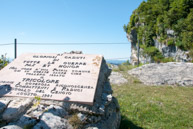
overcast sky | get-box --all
[0,0,143,60]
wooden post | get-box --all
[14,38,17,59]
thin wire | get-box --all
[0,43,14,46]
[17,43,129,45]
[0,43,129,46]
[106,57,130,60]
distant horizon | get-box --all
[7,53,130,62]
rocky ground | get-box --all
[128,62,193,86]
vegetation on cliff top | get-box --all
[124,0,193,61]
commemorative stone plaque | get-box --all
[0,53,103,105]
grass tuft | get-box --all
[69,113,84,129]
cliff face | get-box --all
[127,29,191,65]
[127,31,152,65]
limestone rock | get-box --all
[0,125,22,129]
[109,72,128,85]
[33,112,73,129]
[2,98,33,122]
[128,62,193,86]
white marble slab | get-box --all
[0,53,103,105]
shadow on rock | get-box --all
[119,115,143,129]
[0,85,12,97]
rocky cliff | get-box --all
[127,30,192,65]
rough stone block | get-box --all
[2,98,33,122]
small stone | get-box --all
[99,105,105,113]
[77,113,87,122]
[86,127,99,129]
[107,94,112,102]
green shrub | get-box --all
[161,57,175,63]
[176,40,186,50]
[153,53,164,63]
[143,46,165,63]
[33,96,41,107]
[167,38,175,46]
[143,46,159,57]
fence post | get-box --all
[14,38,17,59]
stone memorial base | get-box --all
[0,53,121,129]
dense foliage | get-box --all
[124,0,193,61]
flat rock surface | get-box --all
[109,72,128,85]
[128,62,193,86]
[0,53,103,105]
